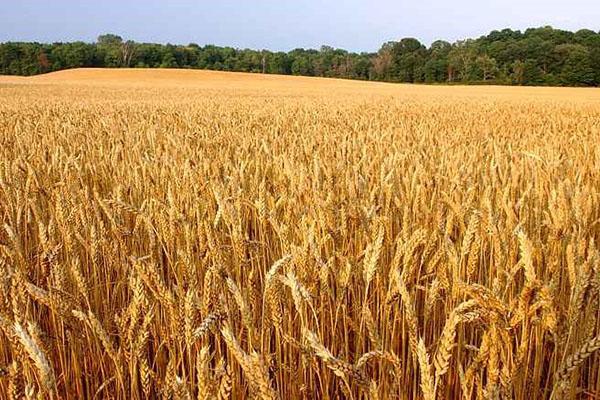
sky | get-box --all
[1,0,598,52]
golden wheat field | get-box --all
[1,69,600,400]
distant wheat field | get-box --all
[1,69,600,399]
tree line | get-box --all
[1,27,600,86]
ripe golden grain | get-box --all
[0,69,599,399]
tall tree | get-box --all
[1,26,599,86]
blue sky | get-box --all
[1,0,598,51]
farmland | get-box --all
[1,69,600,399]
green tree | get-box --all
[160,51,177,68]
[424,40,450,82]
[511,60,525,85]
[267,52,291,74]
[475,54,498,81]
[371,43,393,80]
[448,41,477,82]
[1,25,600,87]
[291,55,311,75]
[388,38,426,82]
[554,44,594,85]
[96,34,122,67]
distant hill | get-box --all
[1,26,599,87]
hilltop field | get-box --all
[1,69,600,399]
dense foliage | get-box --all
[1,27,600,86]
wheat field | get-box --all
[1,69,600,399]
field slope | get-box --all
[3,67,600,98]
